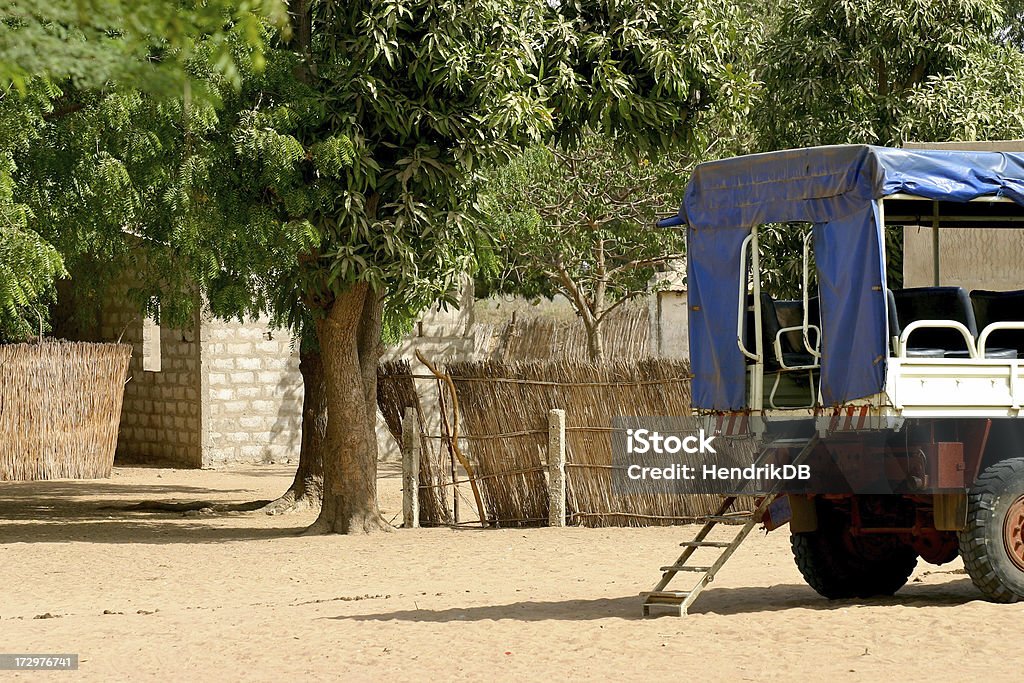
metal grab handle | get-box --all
[736,233,759,361]
[898,320,977,359]
[978,321,1024,356]
[801,231,819,358]
[773,325,822,370]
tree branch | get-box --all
[873,53,888,97]
[899,52,929,93]
[593,235,607,322]
[605,252,685,280]
[43,102,85,122]
[595,290,644,324]
[552,258,594,325]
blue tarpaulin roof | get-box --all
[670,145,1024,410]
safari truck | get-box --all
[642,143,1024,616]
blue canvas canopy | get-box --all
[662,145,1024,411]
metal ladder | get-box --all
[640,434,820,617]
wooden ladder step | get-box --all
[640,590,691,601]
[660,565,713,573]
[769,437,816,446]
[705,514,753,523]
[679,540,731,548]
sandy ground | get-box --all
[1,465,1022,682]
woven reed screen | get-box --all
[0,341,131,481]
[447,359,756,527]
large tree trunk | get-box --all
[263,347,326,515]
[304,282,390,534]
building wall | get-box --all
[648,261,689,360]
[902,140,1024,292]
[99,291,204,468]
[648,290,690,359]
[904,227,1024,291]
[199,317,303,466]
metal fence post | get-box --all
[402,406,420,528]
[548,408,567,527]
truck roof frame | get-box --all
[673,144,1024,412]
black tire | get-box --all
[959,458,1024,603]
[791,502,918,599]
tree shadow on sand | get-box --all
[336,580,985,622]
[0,517,309,544]
[0,479,311,543]
[0,480,270,519]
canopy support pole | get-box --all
[932,201,941,286]
[750,227,763,412]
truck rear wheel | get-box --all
[959,458,1024,603]
[791,502,918,599]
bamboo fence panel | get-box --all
[0,341,131,481]
[447,359,756,527]
[486,306,650,362]
[377,360,453,526]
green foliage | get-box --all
[541,0,756,152]
[478,133,688,328]
[900,44,1024,142]
[753,0,1024,149]
[0,0,287,94]
[742,0,1024,292]
[0,2,285,341]
[0,225,65,340]
[1003,0,1024,47]
[202,0,750,342]
[4,0,749,347]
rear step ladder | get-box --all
[640,434,819,617]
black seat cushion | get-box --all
[945,347,1019,360]
[971,289,1024,356]
[892,286,977,353]
[781,352,816,367]
[905,347,946,358]
[757,293,820,370]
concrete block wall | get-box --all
[100,294,204,468]
[904,227,1024,291]
[200,317,303,466]
[648,261,689,359]
[902,141,1024,293]
[648,290,689,359]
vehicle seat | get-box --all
[971,289,1024,358]
[774,296,820,356]
[892,286,1016,359]
[886,288,944,358]
[760,293,817,368]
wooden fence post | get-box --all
[548,408,567,527]
[402,406,420,528]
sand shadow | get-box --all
[338,596,642,622]
[686,579,982,615]
[338,580,984,622]
[0,518,308,544]
[0,477,310,543]
[0,481,262,520]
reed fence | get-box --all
[483,306,650,362]
[381,357,756,528]
[377,360,454,526]
[0,341,131,481]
